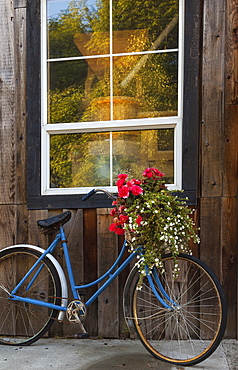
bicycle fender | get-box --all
[0,244,68,321]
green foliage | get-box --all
[110,168,200,284]
[49,86,84,123]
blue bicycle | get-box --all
[0,189,227,366]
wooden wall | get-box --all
[200,0,238,338]
[0,0,237,338]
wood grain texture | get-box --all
[199,197,222,279]
[221,197,237,338]
[223,2,238,196]
[83,208,98,336]
[0,1,16,203]
[15,7,27,204]
[97,208,119,338]
[201,0,226,197]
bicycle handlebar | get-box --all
[82,188,116,201]
[82,189,97,201]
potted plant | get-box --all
[109,167,200,283]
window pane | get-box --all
[112,0,179,52]
[47,0,178,59]
[112,130,174,183]
[48,52,177,123]
[113,53,178,119]
[47,0,109,59]
[48,58,110,123]
[50,133,110,187]
[50,129,174,188]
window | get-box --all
[27,0,200,208]
[41,0,183,195]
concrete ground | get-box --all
[0,338,237,370]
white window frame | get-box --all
[41,0,184,195]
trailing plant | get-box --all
[109,168,200,283]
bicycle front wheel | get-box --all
[130,253,227,366]
[0,247,61,345]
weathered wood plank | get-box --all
[221,197,237,338]
[199,198,222,280]
[201,0,226,197]
[83,208,98,336]
[0,1,16,203]
[223,1,238,196]
[0,205,16,248]
[28,210,49,249]
[14,6,27,204]
[14,0,27,8]
[118,236,130,338]
[62,209,84,337]
[15,204,28,244]
[97,208,119,338]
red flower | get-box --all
[119,214,129,224]
[143,167,164,179]
[136,215,143,226]
[142,168,154,178]
[152,168,164,178]
[118,174,128,180]
[118,185,130,198]
[109,223,125,235]
[116,178,126,189]
[110,208,117,217]
[115,227,125,235]
[126,180,135,190]
[118,206,125,213]
[131,185,143,196]
[133,179,142,185]
[109,223,118,232]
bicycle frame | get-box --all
[10,226,175,312]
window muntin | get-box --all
[42,0,183,195]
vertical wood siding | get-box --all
[0,0,238,338]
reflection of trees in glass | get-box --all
[50,133,111,188]
[49,86,84,123]
[48,0,179,118]
[48,0,179,187]
[50,130,174,188]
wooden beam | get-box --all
[14,0,27,8]
[97,208,119,338]
[15,6,27,204]
[0,1,16,204]
[201,0,226,197]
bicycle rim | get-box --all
[132,253,227,366]
[0,247,61,345]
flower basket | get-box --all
[109,167,200,279]
[124,229,133,243]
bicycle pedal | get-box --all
[72,332,89,339]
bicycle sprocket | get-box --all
[66,301,87,323]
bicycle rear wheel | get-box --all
[130,253,227,366]
[0,247,61,345]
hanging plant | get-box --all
[109,168,200,284]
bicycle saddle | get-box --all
[37,210,72,234]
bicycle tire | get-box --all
[0,247,62,345]
[127,253,227,366]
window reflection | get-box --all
[50,129,174,188]
[47,0,179,123]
